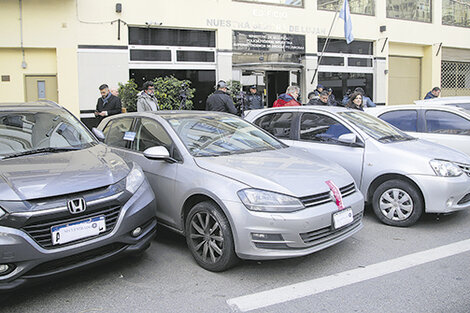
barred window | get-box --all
[441,61,470,96]
[443,0,470,28]
[318,0,375,15]
[386,0,432,23]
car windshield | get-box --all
[338,111,414,143]
[163,114,285,157]
[0,109,96,159]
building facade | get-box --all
[1,0,470,119]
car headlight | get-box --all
[237,189,304,213]
[126,163,145,194]
[430,159,463,177]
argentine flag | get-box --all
[339,0,354,44]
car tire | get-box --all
[372,179,423,227]
[185,201,238,272]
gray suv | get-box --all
[0,102,157,291]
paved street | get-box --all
[4,207,470,313]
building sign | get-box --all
[233,31,305,53]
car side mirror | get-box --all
[92,128,105,142]
[143,146,177,163]
[338,133,364,147]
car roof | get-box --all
[365,103,470,116]
[247,105,353,115]
[414,96,470,105]
[0,101,61,111]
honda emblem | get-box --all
[67,198,86,214]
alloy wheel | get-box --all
[188,211,225,264]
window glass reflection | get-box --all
[386,0,432,23]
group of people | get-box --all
[269,84,376,111]
[94,81,160,120]
[94,79,379,120]
[304,84,377,110]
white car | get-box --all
[245,106,470,227]
[414,96,470,110]
[366,104,470,156]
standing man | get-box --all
[273,86,301,107]
[307,90,329,106]
[95,84,122,120]
[313,84,324,97]
[137,81,159,112]
[327,88,338,106]
[424,87,441,99]
[206,80,237,114]
[246,85,263,110]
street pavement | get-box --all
[3,207,470,313]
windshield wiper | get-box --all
[377,135,412,142]
[1,147,80,160]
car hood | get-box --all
[382,138,470,164]
[0,144,130,201]
[194,147,354,197]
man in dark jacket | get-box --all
[95,84,122,120]
[205,81,237,114]
[424,87,441,99]
[246,85,263,110]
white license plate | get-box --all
[51,216,106,245]
[332,208,353,229]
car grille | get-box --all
[456,162,470,177]
[23,243,126,278]
[299,212,362,246]
[22,205,121,249]
[299,183,356,208]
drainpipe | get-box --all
[19,0,27,69]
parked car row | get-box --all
[2,98,470,292]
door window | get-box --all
[425,110,470,135]
[300,113,352,144]
[103,118,134,148]
[133,118,173,152]
[379,110,418,132]
[254,112,293,139]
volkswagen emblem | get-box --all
[67,198,86,214]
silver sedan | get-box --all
[245,106,470,227]
[97,111,364,271]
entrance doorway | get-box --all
[25,75,58,102]
[266,71,289,107]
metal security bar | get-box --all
[441,61,470,96]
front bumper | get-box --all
[410,173,470,214]
[0,180,157,292]
[226,190,364,260]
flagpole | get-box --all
[310,1,342,85]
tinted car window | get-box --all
[379,110,418,132]
[254,112,293,139]
[134,118,173,152]
[300,113,352,143]
[425,110,470,135]
[103,118,134,148]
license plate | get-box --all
[332,208,353,229]
[51,216,106,245]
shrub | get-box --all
[118,76,195,112]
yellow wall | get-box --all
[0,48,57,100]
[0,0,79,116]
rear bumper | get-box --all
[0,180,157,292]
